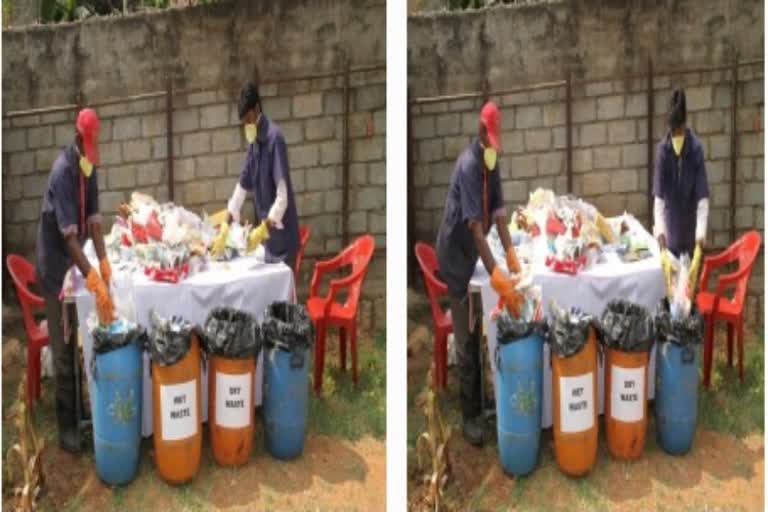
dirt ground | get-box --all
[33,433,385,512]
[2,305,386,512]
[406,295,765,512]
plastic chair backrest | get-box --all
[414,242,448,325]
[732,231,762,307]
[6,254,45,338]
[339,235,375,310]
[295,224,311,278]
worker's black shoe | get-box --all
[462,416,484,447]
[58,429,82,454]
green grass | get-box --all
[699,330,764,437]
[308,330,386,440]
[468,477,489,510]
[174,484,206,512]
[65,494,85,512]
[509,474,528,506]
[111,486,126,510]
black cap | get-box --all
[238,82,261,120]
[668,88,687,129]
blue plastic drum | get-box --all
[263,346,310,460]
[92,339,143,485]
[494,333,544,476]
[655,341,700,455]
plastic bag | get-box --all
[91,317,147,355]
[671,254,692,319]
[262,302,314,352]
[497,310,547,345]
[146,311,197,366]
[600,300,654,353]
[547,301,596,358]
[111,272,136,322]
[655,299,704,347]
[202,307,262,359]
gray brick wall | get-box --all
[410,69,764,325]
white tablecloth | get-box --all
[71,257,295,437]
[471,251,666,429]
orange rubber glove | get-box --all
[506,247,521,274]
[86,268,115,325]
[490,266,524,318]
[99,257,112,289]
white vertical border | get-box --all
[386,0,407,510]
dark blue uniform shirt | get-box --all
[653,128,709,257]
[436,140,505,298]
[35,144,100,295]
[239,114,300,265]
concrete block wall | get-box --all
[410,68,764,325]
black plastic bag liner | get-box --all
[146,311,197,366]
[262,302,314,353]
[92,318,147,355]
[654,299,704,347]
[497,310,548,345]
[600,300,655,353]
[547,302,597,358]
[202,307,262,359]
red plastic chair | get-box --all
[307,235,375,393]
[295,224,311,280]
[414,242,453,391]
[696,231,762,387]
[6,255,50,406]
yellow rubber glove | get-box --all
[211,222,229,257]
[99,257,112,289]
[506,247,521,274]
[86,268,114,325]
[490,266,524,318]
[660,249,673,297]
[247,220,271,253]
[688,243,703,296]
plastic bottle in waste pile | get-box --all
[600,300,655,460]
[654,299,704,455]
[548,303,599,477]
[147,313,203,484]
[90,318,145,486]
[202,307,262,467]
[261,302,314,460]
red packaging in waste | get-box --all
[546,255,586,275]
[546,213,567,236]
[146,211,163,241]
[144,263,189,283]
[131,221,148,244]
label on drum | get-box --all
[559,373,594,433]
[215,372,252,428]
[610,365,645,423]
[160,380,197,441]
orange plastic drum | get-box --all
[208,355,255,467]
[604,348,649,460]
[151,332,203,484]
[551,327,599,477]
